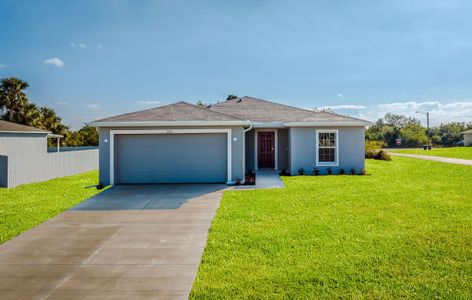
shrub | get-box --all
[365,149,391,161]
[365,140,391,161]
[350,167,356,175]
[339,168,345,175]
[365,140,386,151]
[279,168,290,176]
[312,168,320,176]
[298,168,304,175]
[361,168,367,175]
[327,167,332,175]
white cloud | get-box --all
[137,100,161,106]
[0,64,5,68]
[96,44,102,50]
[320,104,366,110]
[70,42,87,48]
[86,103,101,111]
[44,58,64,68]
[56,101,69,105]
[337,93,344,99]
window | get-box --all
[316,130,338,166]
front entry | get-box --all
[258,131,275,169]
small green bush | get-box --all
[298,168,304,175]
[327,167,332,175]
[312,168,320,176]
[365,140,386,151]
[339,168,345,175]
[366,149,391,161]
[350,167,356,175]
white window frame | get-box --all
[315,129,339,167]
[109,129,232,185]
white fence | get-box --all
[0,149,98,188]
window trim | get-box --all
[315,129,339,167]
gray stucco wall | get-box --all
[245,129,288,171]
[289,127,366,175]
[278,129,289,171]
[245,130,255,171]
[98,127,244,185]
[0,133,48,155]
[465,133,472,146]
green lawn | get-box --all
[191,158,472,299]
[0,170,102,244]
[390,147,472,160]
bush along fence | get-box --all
[0,149,98,188]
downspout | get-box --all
[242,123,253,184]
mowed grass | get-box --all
[0,170,102,244]
[191,158,472,299]
[390,147,472,160]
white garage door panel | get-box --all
[115,133,227,184]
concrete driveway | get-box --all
[0,184,226,300]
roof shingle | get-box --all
[210,96,369,123]
[0,120,49,133]
[94,101,245,122]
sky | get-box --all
[1,0,472,129]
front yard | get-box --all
[191,157,472,299]
[390,147,472,160]
[0,171,102,244]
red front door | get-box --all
[258,132,275,168]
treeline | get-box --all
[0,77,98,146]
[366,113,472,147]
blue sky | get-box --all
[1,0,472,129]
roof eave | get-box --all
[87,120,252,127]
[0,130,50,134]
[284,121,372,127]
[252,122,285,128]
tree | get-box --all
[0,77,29,122]
[400,123,428,147]
[195,100,209,108]
[226,95,238,100]
[384,113,420,127]
[431,122,469,146]
[77,126,98,146]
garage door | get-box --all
[114,133,227,184]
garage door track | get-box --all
[0,184,226,300]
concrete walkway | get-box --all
[0,184,225,300]
[390,152,472,166]
[255,169,285,189]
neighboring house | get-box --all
[0,120,51,155]
[464,129,472,146]
[0,120,97,188]
[89,96,371,185]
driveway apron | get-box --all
[0,184,226,300]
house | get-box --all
[464,129,472,146]
[0,120,97,188]
[89,96,371,185]
[0,120,53,155]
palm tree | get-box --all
[0,77,29,122]
[22,103,43,128]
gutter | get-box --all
[284,121,372,127]
[241,123,254,184]
[87,121,252,127]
